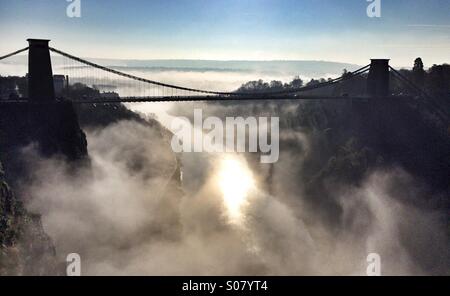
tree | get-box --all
[269,80,283,90]
[412,57,426,88]
[426,64,450,98]
[289,76,303,89]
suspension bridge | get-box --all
[0,39,428,104]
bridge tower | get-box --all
[367,59,390,97]
[27,39,55,102]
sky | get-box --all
[0,0,449,66]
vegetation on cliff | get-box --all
[0,161,60,275]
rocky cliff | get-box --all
[0,101,88,275]
[0,100,181,275]
[0,101,88,186]
[0,161,60,275]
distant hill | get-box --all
[2,55,360,78]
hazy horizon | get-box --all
[0,55,364,93]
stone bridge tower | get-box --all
[27,39,55,102]
[367,59,390,97]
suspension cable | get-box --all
[390,66,449,119]
[389,66,431,99]
[0,47,29,61]
[49,46,370,97]
[0,46,370,99]
[49,47,233,96]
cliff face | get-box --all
[295,97,450,194]
[0,101,88,275]
[0,101,181,275]
[0,101,88,185]
[0,162,60,275]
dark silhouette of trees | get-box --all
[0,76,28,98]
[63,82,100,99]
[269,80,283,91]
[288,76,303,89]
[236,79,270,93]
[413,58,426,88]
[426,64,450,99]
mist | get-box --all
[1,57,348,99]
[18,101,449,275]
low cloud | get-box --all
[19,104,449,275]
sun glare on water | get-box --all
[218,155,256,224]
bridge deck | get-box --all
[0,95,412,104]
